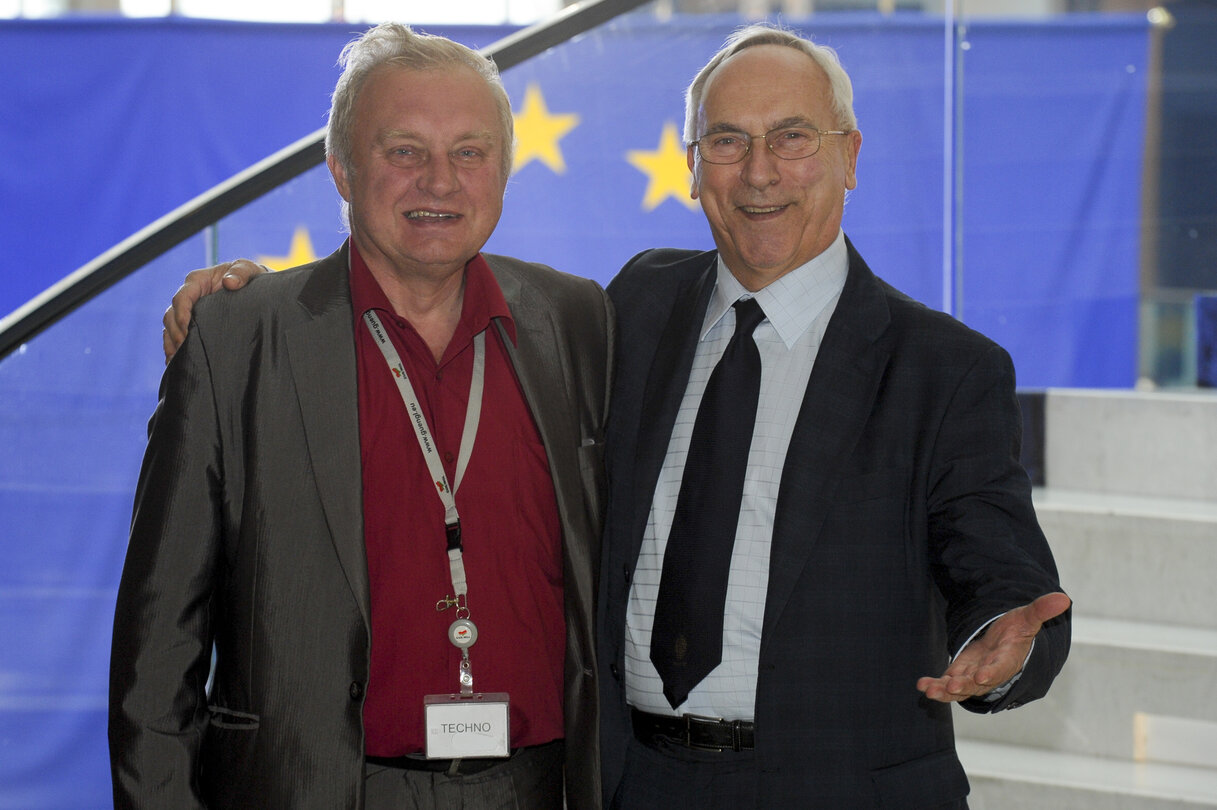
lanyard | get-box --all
[361,310,485,612]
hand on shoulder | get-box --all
[162,260,268,363]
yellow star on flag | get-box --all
[257,226,318,271]
[627,122,698,212]
[512,83,580,175]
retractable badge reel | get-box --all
[426,591,510,759]
[446,603,478,695]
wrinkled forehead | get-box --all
[699,45,833,129]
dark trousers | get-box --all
[609,736,971,810]
[364,740,564,810]
[610,736,758,810]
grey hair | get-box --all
[326,22,515,179]
[684,22,858,144]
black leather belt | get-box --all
[631,707,755,752]
[365,753,506,775]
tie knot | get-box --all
[732,297,766,337]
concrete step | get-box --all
[975,388,1217,808]
[953,616,1217,763]
[1042,389,1217,500]
[959,739,1217,809]
[1033,488,1217,630]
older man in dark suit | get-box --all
[596,23,1070,809]
[110,23,610,810]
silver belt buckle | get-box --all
[683,712,731,752]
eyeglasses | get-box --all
[690,126,849,165]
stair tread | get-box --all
[1071,615,1217,656]
[957,739,1217,803]
[1033,488,1217,521]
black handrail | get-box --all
[0,0,654,360]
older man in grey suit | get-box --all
[110,24,610,810]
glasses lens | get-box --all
[699,132,749,164]
[766,127,821,159]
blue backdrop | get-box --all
[0,12,1148,807]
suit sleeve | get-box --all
[925,343,1070,713]
[108,319,225,808]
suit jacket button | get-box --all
[349,681,364,701]
[610,663,620,680]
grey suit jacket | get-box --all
[109,243,613,809]
[598,238,1069,808]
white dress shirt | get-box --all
[624,231,850,720]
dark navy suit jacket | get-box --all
[597,237,1069,808]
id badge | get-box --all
[423,692,510,759]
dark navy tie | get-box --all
[650,296,766,709]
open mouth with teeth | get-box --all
[405,210,459,220]
[740,205,786,215]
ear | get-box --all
[687,144,701,200]
[843,129,862,191]
[328,153,352,202]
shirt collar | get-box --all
[704,229,849,349]
[348,240,517,347]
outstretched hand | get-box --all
[917,591,1071,703]
[162,259,268,362]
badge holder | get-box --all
[424,598,510,759]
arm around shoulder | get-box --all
[163,259,268,363]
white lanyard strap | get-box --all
[361,310,486,602]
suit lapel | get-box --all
[484,258,577,478]
[762,243,893,632]
[629,257,718,550]
[285,246,372,630]
[485,258,598,638]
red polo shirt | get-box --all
[350,243,565,756]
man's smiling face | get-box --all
[328,63,508,284]
[689,44,862,291]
